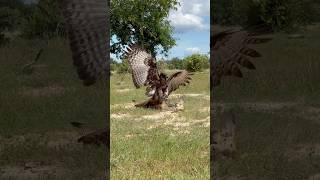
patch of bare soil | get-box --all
[171,93,210,100]
[45,131,80,149]
[308,174,320,180]
[220,176,246,180]
[191,116,210,127]
[213,112,237,157]
[0,162,66,179]
[19,85,65,97]
[143,110,189,132]
[288,143,320,162]
[0,131,81,150]
[296,106,320,124]
[111,113,132,119]
[199,107,210,113]
[111,103,135,110]
[214,102,298,113]
[116,88,132,93]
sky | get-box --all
[112,0,210,60]
[164,0,210,59]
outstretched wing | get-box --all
[211,27,272,87]
[124,44,159,88]
[166,70,192,95]
[59,0,108,86]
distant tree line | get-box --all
[212,0,320,32]
[111,53,209,74]
[0,0,64,45]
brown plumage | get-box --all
[124,44,192,109]
[60,0,109,150]
[59,0,108,86]
[211,26,272,88]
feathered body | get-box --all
[59,0,109,86]
[124,44,192,109]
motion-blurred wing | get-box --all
[167,70,192,95]
[60,0,108,86]
[124,44,158,88]
[211,27,272,87]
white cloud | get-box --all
[185,47,201,54]
[169,0,210,33]
[181,0,210,17]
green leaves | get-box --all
[184,54,210,72]
[212,0,320,32]
[111,0,179,57]
[21,0,65,39]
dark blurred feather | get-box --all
[59,0,108,86]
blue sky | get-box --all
[112,0,210,61]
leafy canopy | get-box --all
[110,0,180,57]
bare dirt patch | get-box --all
[214,102,298,113]
[0,162,66,179]
[111,103,135,110]
[116,88,132,93]
[111,113,132,119]
[288,143,320,161]
[0,131,81,150]
[308,173,320,180]
[19,85,65,97]
[171,93,210,100]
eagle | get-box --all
[59,0,272,145]
[123,44,192,109]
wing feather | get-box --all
[59,0,108,86]
[211,26,272,87]
[167,70,192,95]
[124,44,158,88]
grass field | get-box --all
[0,38,107,179]
[214,25,320,180]
[110,70,210,179]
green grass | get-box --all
[0,38,107,179]
[215,25,320,179]
[110,71,210,179]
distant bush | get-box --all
[0,6,21,45]
[166,57,184,70]
[212,0,320,32]
[116,60,130,74]
[110,59,118,72]
[21,0,65,39]
[184,54,209,72]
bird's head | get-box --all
[159,73,167,80]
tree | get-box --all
[212,0,320,32]
[21,0,65,39]
[0,1,25,45]
[110,0,180,57]
[184,54,209,72]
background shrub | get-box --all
[184,54,209,72]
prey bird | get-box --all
[124,44,192,109]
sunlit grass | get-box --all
[110,71,210,179]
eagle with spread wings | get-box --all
[123,44,192,109]
[59,0,271,145]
